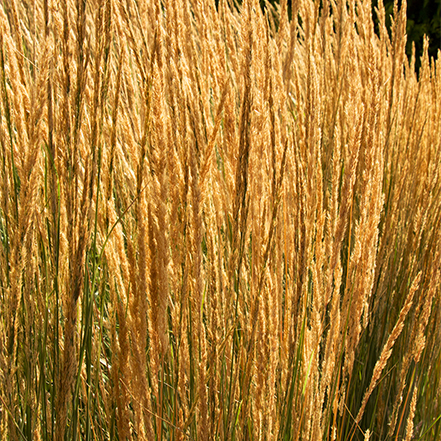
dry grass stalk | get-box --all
[0,0,440,440]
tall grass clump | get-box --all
[0,0,440,439]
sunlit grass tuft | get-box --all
[0,0,440,440]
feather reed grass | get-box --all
[0,0,440,439]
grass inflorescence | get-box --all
[0,0,440,440]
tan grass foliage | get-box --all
[0,0,440,440]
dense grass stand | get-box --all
[0,0,440,440]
